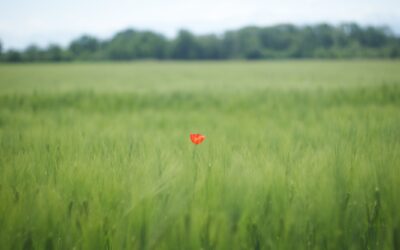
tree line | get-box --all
[1,23,400,62]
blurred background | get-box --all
[1,0,400,61]
[1,1,400,249]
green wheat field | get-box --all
[0,61,399,250]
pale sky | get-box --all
[1,0,400,49]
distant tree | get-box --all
[105,29,168,60]
[69,35,100,59]
[313,24,335,48]
[106,29,138,60]
[259,24,297,51]
[136,31,167,59]
[388,45,400,58]
[170,30,200,59]
[4,50,22,62]
[0,41,2,61]
[197,34,223,59]
[235,27,264,59]
[3,23,400,62]
[44,44,64,61]
[23,44,43,61]
[221,31,239,58]
[361,26,388,48]
[103,29,166,60]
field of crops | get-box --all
[0,61,399,249]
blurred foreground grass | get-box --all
[0,61,400,249]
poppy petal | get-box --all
[190,133,205,144]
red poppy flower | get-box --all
[190,133,205,145]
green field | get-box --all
[0,61,399,249]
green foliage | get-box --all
[23,45,44,62]
[2,23,400,62]
[44,44,66,62]
[69,35,101,60]
[0,61,400,249]
[106,29,167,60]
[171,30,200,59]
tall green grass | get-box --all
[0,61,400,249]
